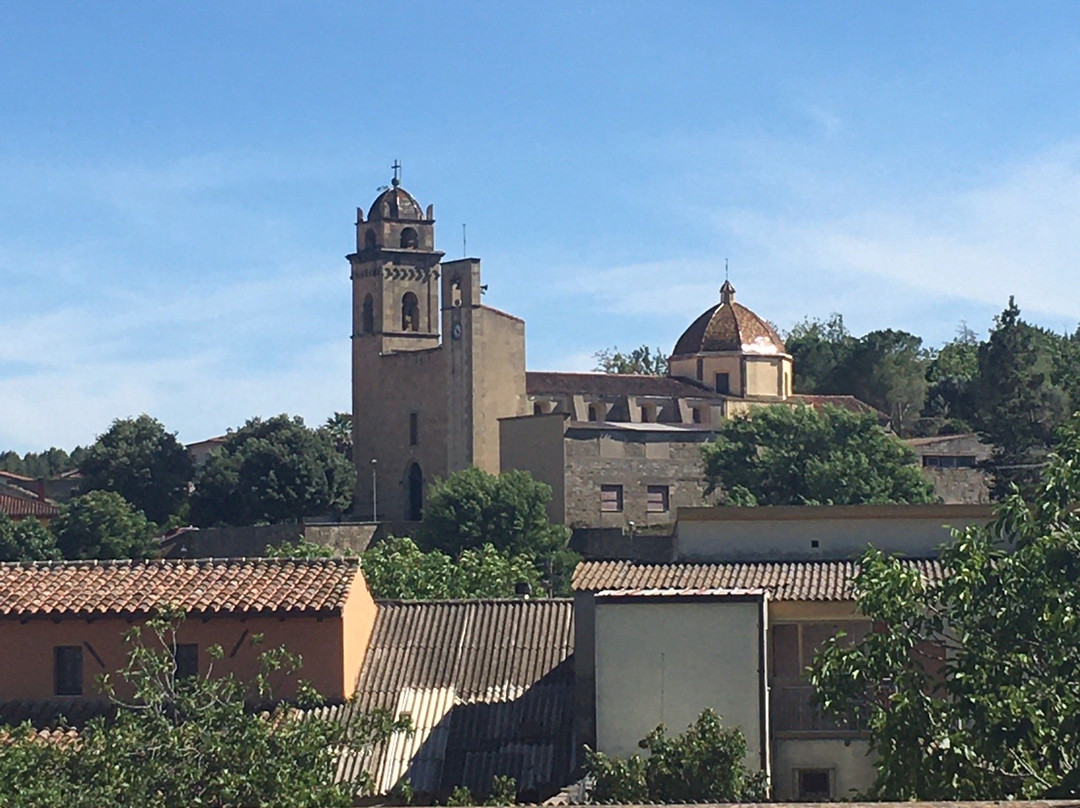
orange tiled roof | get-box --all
[572,559,943,601]
[0,493,59,520]
[0,558,361,619]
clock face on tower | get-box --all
[452,322,462,340]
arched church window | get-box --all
[364,229,377,249]
[362,294,374,335]
[401,292,420,332]
[400,227,419,249]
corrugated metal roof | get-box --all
[325,598,575,800]
[573,559,944,601]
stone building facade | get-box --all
[349,174,904,528]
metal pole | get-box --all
[371,458,378,522]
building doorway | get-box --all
[406,462,423,521]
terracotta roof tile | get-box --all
[0,558,361,618]
[526,371,722,400]
[0,493,59,519]
[572,559,943,601]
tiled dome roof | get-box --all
[368,179,424,221]
[672,281,786,356]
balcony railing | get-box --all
[771,683,867,735]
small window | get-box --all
[174,644,198,679]
[588,405,599,422]
[923,456,940,467]
[409,412,419,446]
[715,372,730,394]
[796,769,831,800]
[400,227,419,249]
[692,407,702,424]
[600,484,623,512]
[533,402,544,415]
[364,229,376,249]
[696,357,703,380]
[957,455,976,468]
[54,646,82,696]
[646,485,669,513]
[640,406,652,423]
[362,294,374,335]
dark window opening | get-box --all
[409,412,419,446]
[692,407,702,424]
[407,463,423,521]
[600,484,623,512]
[797,769,831,801]
[174,644,198,679]
[640,406,652,423]
[364,229,377,249]
[450,278,463,307]
[533,402,544,415]
[588,405,599,422]
[646,485,669,513]
[401,292,420,332]
[696,357,704,380]
[362,294,374,335]
[715,372,730,394]
[400,227,419,249]
[54,646,82,696]
[923,455,977,468]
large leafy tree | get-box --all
[702,404,936,506]
[419,467,569,558]
[79,415,194,524]
[0,514,59,562]
[920,323,980,435]
[836,329,929,436]
[785,314,855,395]
[0,446,85,478]
[190,415,356,527]
[584,708,768,803]
[52,490,156,559]
[973,298,1071,500]
[811,413,1080,799]
[0,610,404,807]
[361,536,543,600]
[593,344,668,375]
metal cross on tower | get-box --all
[391,159,402,185]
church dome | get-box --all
[671,281,786,356]
[368,178,424,221]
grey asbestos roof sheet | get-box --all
[573,559,944,601]
[319,598,576,800]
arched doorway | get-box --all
[406,462,423,521]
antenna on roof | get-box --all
[463,223,467,257]
[725,258,729,282]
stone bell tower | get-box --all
[350,167,447,522]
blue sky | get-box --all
[3,2,1080,452]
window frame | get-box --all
[54,645,83,696]
[600,484,624,513]
[174,644,199,679]
[646,484,670,513]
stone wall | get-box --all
[162,522,377,558]
[563,427,715,530]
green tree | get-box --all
[702,404,936,506]
[0,610,406,807]
[419,467,568,558]
[593,344,667,375]
[190,415,356,527]
[784,313,855,394]
[836,329,929,436]
[79,414,194,524]
[319,411,353,462]
[974,298,1070,500]
[0,446,84,478]
[811,413,1080,799]
[920,322,980,435]
[361,536,543,600]
[584,708,768,803]
[0,514,60,561]
[52,490,156,559]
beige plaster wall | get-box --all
[341,574,379,698]
[745,356,789,398]
[677,505,993,562]
[773,738,876,800]
[594,597,765,770]
[471,306,526,474]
